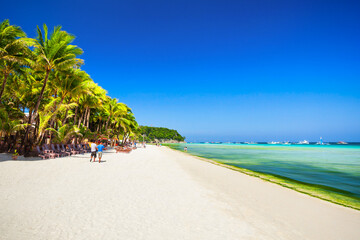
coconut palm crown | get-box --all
[0,19,30,99]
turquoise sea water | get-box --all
[168,143,360,201]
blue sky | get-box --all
[1,0,360,141]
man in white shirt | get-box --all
[90,140,97,162]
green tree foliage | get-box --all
[139,126,185,142]
[0,19,30,99]
[0,19,140,155]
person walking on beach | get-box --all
[90,140,97,162]
[97,141,106,163]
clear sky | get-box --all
[2,0,360,142]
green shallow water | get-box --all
[166,143,360,210]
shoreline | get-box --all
[163,145,360,211]
[162,146,360,239]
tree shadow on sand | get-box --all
[0,153,51,162]
[1,153,107,163]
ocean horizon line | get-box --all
[182,141,360,145]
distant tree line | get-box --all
[139,126,185,142]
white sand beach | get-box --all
[0,145,359,240]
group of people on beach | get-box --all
[89,140,106,163]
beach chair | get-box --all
[51,144,65,157]
[68,144,80,155]
[73,144,84,154]
[79,144,86,154]
[82,144,91,153]
[36,146,49,159]
[43,144,54,154]
[84,143,91,152]
[76,144,85,154]
[56,144,71,156]
[61,144,72,155]
[36,146,54,159]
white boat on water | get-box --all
[337,141,348,145]
[283,141,291,145]
[297,140,309,144]
[268,141,280,144]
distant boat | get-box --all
[297,140,309,144]
[337,141,348,145]
[283,141,291,145]
[268,141,280,144]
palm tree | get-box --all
[35,98,76,144]
[77,82,106,128]
[0,19,30,99]
[31,24,83,121]
[93,110,108,133]
[23,24,83,151]
[50,69,91,124]
[114,110,138,145]
[104,98,128,132]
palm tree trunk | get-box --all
[32,69,50,122]
[83,107,88,126]
[62,109,68,125]
[33,115,40,144]
[122,133,130,146]
[121,134,126,146]
[0,73,9,99]
[86,108,90,128]
[23,69,50,153]
[105,116,110,131]
[78,110,84,128]
[74,100,79,124]
[21,108,33,151]
[37,132,44,145]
